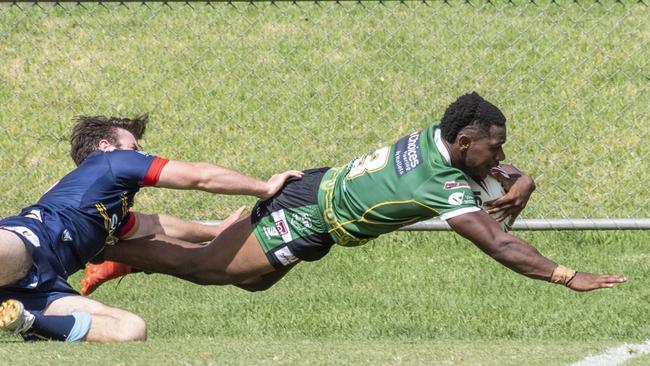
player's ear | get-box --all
[457,134,471,152]
[98,139,114,152]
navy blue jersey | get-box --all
[18,150,168,277]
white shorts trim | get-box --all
[439,206,481,221]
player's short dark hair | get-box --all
[70,113,148,166]
[439,92,506,143]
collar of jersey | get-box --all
[433,128,452,166]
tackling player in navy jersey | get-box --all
[0,114,301,342]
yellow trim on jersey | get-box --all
[95,203,114,245]
[120,192,129,218]
[321,167,367,246]
[336,200,438,228]
[320,167,439,247]
[95,203,110,232]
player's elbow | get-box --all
[524,174,537,193]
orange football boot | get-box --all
[80,261,132,296]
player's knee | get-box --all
[0,235,32,286]
[0,270,25,287]
[116,313,147,342]
[0,255,31,287]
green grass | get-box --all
[2,231,649,364]
[0,2,648,365]
[0,338,622,366]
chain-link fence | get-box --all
[0,1,647,225]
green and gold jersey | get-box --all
[317,124,481,246]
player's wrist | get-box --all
[550,265,577,286]
[256,182,273,199]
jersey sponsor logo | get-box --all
[1,226,40,247]
[463,195,478,205]
[273,246,299,266]
[448,192,466,206]
[61,229,73,242]
[290,212,313,231]
[276,219,289,236]
[444,181,470,190]
[263,226,280,240]
[271,209,293,243]
[394,131,422,176]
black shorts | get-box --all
[251,167,334,269]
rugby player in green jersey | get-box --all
[83,92,626,294]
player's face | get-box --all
[98,128,140,152]
[463,124,506,180]
[113,128,140,151]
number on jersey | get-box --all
[347,146,390,179]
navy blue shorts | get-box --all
[0,216,78,312]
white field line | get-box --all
[569,340,650,366]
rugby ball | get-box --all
[468,174,512,231]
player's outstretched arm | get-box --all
[155,160,303,199]
[484,164,536,225]
[447,210,626,292]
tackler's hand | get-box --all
[260,170,304,199]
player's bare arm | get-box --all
[156,160,303,199]
[447,210,626,291]
[484,164,536,224]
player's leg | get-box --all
[80,205,255,296]
[234,263,297,292]
[1,292,146,342]
[104,215,276,285]
[0,229,33,287]
[88,235,295,293]
[129,167,335,286]
[43,295,146,342]
[0,297,91,342]
[99,168,333,290]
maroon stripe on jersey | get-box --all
[139,157,169,186]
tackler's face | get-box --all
[462,124,507,181]
[98,128,141,153]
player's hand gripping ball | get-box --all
[468,174,512,231]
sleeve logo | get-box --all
[448,192,465,206]
[443,181,470,190]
